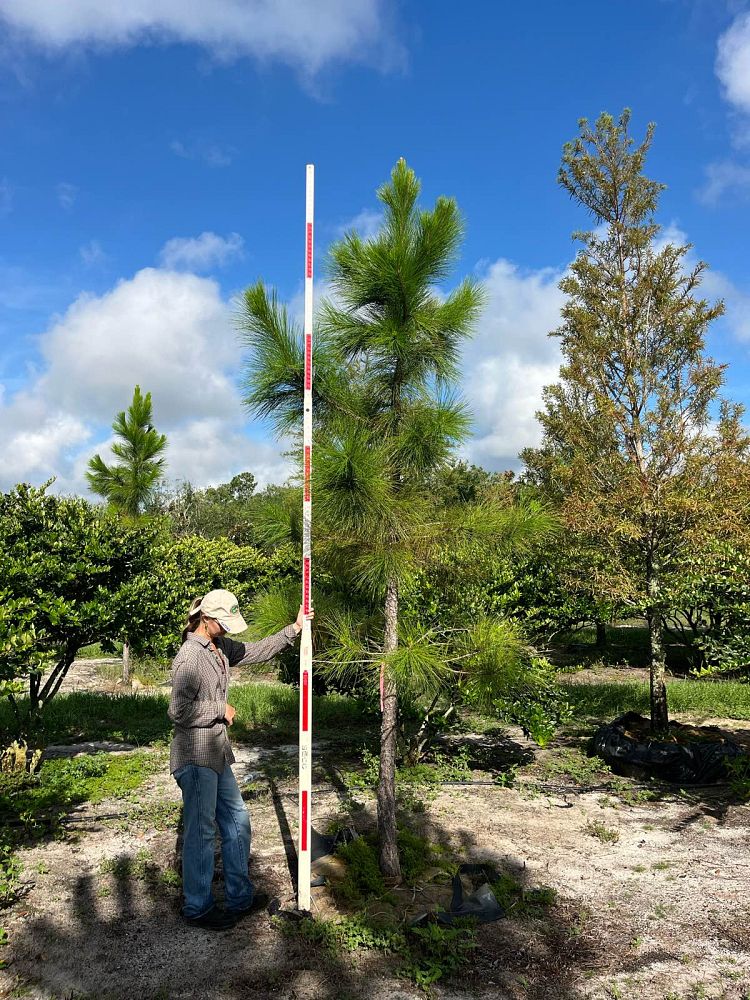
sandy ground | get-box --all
[1,726,749,1000]
[3,659,749,999]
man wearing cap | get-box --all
[168,588,309,930]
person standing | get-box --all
[168,588,310,930]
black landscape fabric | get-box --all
[591,711,744,784]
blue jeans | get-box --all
[174,763,254,918]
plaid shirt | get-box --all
[168,626,297,774]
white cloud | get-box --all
[79,239,107,268]
[0,0,403,77]
[461,259,566,470]
[703,12,750,203]
[170,139,233,168]
[159,231,244,271]
[717,11,750,114]
[699,160,750,204]
[336,208,383,239]
[56,181,77,210]
[0,178,12,215]
[0,266,289,494]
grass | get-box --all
[0,682,374,748]
[76,642,123,660]
[584,818,620,843]
[563,678,750,721]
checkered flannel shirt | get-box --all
[168,626,298,774]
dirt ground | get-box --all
[3,660,750,1000]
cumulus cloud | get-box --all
[0,266,289,494]
[461,259,566,471]
[702,12,750,202]
[717,11,750,114]
[0,0,404,77]
[159,231,244,271]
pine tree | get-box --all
[87,385,167,518]
[240,160,554,875]
[522,110,731,731]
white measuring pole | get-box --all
[298,163,314,911]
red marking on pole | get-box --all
[304,334,312,390]
[302,671,309,732]
[303,557,311,614]
[306,223,313,278]
[301,791,308,851]
[304,446,311,501]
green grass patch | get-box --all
[230,683,373,739]
[334,827,447,905]
[76,642,124,660]
[490,871,557,918]
[277,912,477,990]
[0,682,374,747]
[563,679,750,721]
[0,750,163,840]
[0,692,172,747]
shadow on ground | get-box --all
[3,770,625,1000]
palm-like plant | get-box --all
[87,385,167,518]
[240,160,553,875]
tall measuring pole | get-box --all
[298,164,314,911]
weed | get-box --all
[277,912,477,990]
[539,748,610,785]
[126,799,181,832]
[651,860,672,871]
[629,936,643,949]
[584,819,620,843]
[726,756,750,801]
[335,836,388,903]
[334,828,449,905]
[159,867,181,889]
[0,842,21,907]
[493,764,519,787]
[100,848,158,883]
[34,861,50,875]
[490,871,557,918]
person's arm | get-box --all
[222,625,299,668]
[168,656,227,727]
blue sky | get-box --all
[1,0,750,493]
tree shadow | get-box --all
[3,788,632,1000]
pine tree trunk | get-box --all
[122,641,130,685]
[647,562,669,732]
[377,578,401,879]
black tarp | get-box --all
[591,712,744,784]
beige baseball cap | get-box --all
[195,589,247,634]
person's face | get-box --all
[204,617,227,639]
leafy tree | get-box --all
[0,485,164,737]
[240,159,556,876]
[147,472,260,543]
[0,485,299,741]
[87,385,167,517]
[522,110,741,730]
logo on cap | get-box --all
[231,604,239,614]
